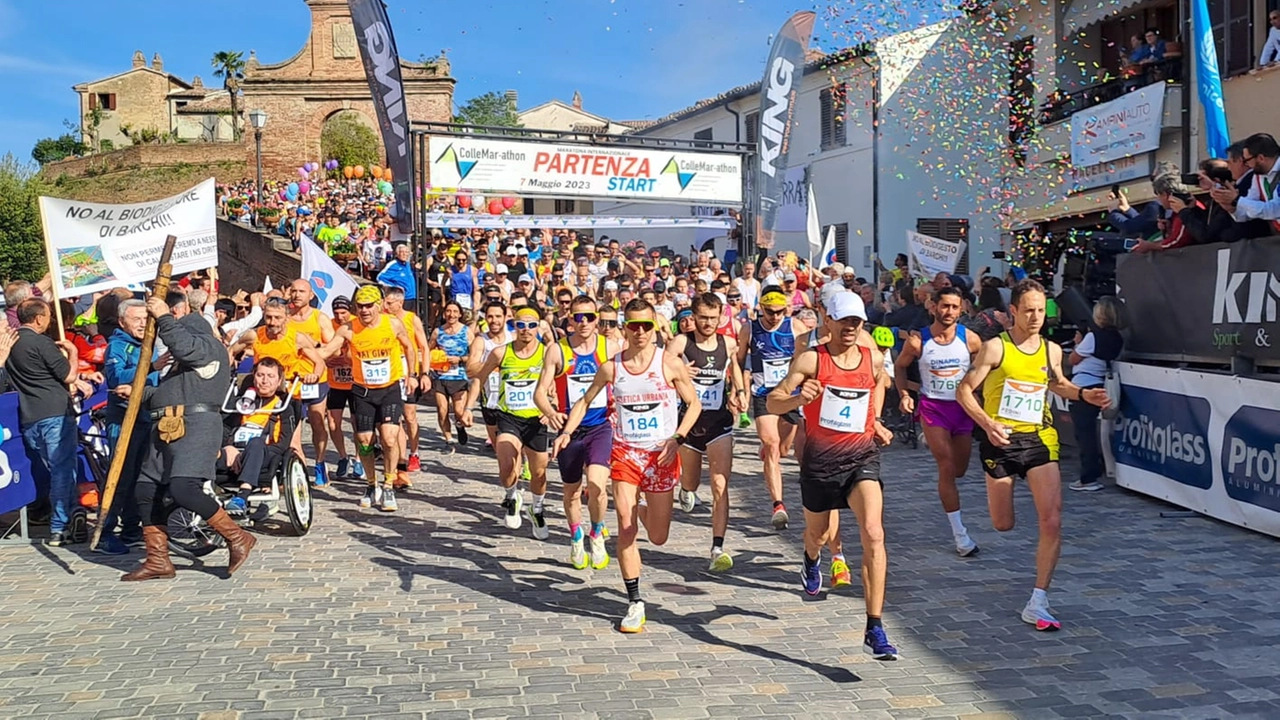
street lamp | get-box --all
[249,109,268,204]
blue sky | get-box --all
[0,0,958,162]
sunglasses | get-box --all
[573,312,598,322]
[727,295,742,301]
[625,320,657,333]
[513,320,539,330]
[355,302,377,310]
[762,307,786,316]
[599,320,619,329]
[485,295,501,302]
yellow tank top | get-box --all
[288,310,329,383]
[983,332,1053,434]
[395,309,423,374]
[349,314,405,389]
[255,327,301,379]
[498,342,545,418]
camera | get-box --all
[1180,172,1202,187]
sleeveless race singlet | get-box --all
[434,324,470,381]
[555,335,611,427]
[983,332,1052,434]
[801,345,878,472]
[450,265,476,310]
[917,325,971,401]
[234,394,286,446]
[682,333,730,413]
[288,310,329,384]
[396,310,423,376]
[480,330,511,410]
[716,306,738,340]
[610,348,680,451]
[254,327,301,378]
[349,315,405,389]
[749,317,795,396]
[326,342,354,390]
[498,342,545,418]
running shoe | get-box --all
[956,534,980,557]
[528,506,550,540]
[708,548,733,572]
[360,485,379,509]
[394,471,413,490]
[1022,594,1062,631]
[619,601,646,633]
[502,494,523,529]
[336,457,350,479]
[457,425,469,446]
[520,460,531,482]
[351,457,366,480]
[801,559,822,596]
[93,533,130,555]
[589,532,610,569]
[830,558,853,588]
[47,531,68,548]
[119,529,144,547]
[1069,479,1104,492]
[569,537,588,570]
[225,496,248,516]
[314,463,329,487]
[380,487,398,512]
[863,626,900,661]
[738,412,751,429]
[771,504,789,530]
[677,488,699,513]
[407,454,422,473]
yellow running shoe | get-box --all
[830,558,853,588]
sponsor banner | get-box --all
[1116,238,1280,364]
[773,165,809,233]
[1112,362,1280,539]
[755,11,816,249]
[1069,152,1153,193]
[0,393,37,516]
[38,179,217,298]
[1070,82,1165,167]
[906,230,965,278]
[423,214,734,230]
[427,136,743,206]
[349,0,414,234]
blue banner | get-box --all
[0,392,39,515]
[1192,0,1231,158]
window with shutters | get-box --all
[744,111,760,146]
[822,223,850,266]
[555,199,576,215]
[693,127,713,148]
[95,93,117,111]
[819,85,847,151]
[1208,0,1254,78]
[915,218,971,275]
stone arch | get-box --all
[311,103,383,165]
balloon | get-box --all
[488,199,503,215]
[372,166,383,179]
[299,181,311,195]
[383,167,393,182]
[354,165,365,179]
[457,194,472,209]
[298,167,309,178]
[502,196,516,209]
[279,190,288,201]
[343,166,354,179]
[473,194,485,207]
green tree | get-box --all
[31,134,88,164]
[0,154,51,282]
[321,112,379,171]
[211,50,246,140]
[453,91,522,128]
[83,107,105,152]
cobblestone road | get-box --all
[3,424,1280,720]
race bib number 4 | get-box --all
[568,374,607,409]
[504,379,538,412]
[998,379,1047,424]
[618,402,665,444]
[361,357,392,386]
[763,358,790,387]
[817,386,870,433]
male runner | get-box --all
[383,286,430,481]
[737,289,807,529]
[768,292,899,660]
[286,279,336,485]
[956,279,1110,631]
[468,305,553,539]
[324,296,364,480]
[895,286,982,556]
[469,301,512,449]
[553,298,701,633]
[536,296,622,570]
[320,285,418,511]
[668,293,746,572]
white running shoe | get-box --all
[360,485,379,509]
[708,548,733,572]
[955,534,980,557]
[1021,593,1062,632]
[569,537,587,569]
[502,494,523,529]
[619,601,646,633]
[528,505,550,540]
[589,533,610,569]
[677,488,699,513]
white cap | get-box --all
[518,275,534,285]
[495,263,509,274]
[516,247,529,255]
[829,262,845,275]
[826,291,867,322]
[604,280,619,291]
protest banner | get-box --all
[37,179,218,298]
[906,230,965,279]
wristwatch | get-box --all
[673,433,687,446]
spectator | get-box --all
[1131,172,1202,253]
[4,298,85,547]
[1259,10,1280,67]
[1219,140,1275,240]
[376,242,418,301]
[1069,296,1125,493]
[1106,191,1163,239]
[5,276,53,329]
[1211,133,1280,229]
[1178,158,1247,244]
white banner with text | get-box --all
[1070,83,1166,167]
[906,230,964,279]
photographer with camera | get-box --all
[1130,171,1204,253]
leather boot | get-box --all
[206,508,256,575]
[120,526,176,582]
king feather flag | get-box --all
[349,0,415,235]
[755,11,816,250]
[300,239,361,316]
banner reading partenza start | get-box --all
[427,137,743,206]
[38,178,217,298]
[1116,237,1280,365]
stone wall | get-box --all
[216,219,300,293]
[44,143,248,180]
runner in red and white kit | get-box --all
[553,298,702,634]
[895,286,982,556]
[768,292,899,660]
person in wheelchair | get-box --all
[217,357,302,517]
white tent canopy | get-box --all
[420,213,736,231]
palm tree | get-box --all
[211,50,246,141]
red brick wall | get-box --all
[216,219,301,293]
[44,143,249,180]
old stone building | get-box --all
[241,0,454,176]
[73,52,191,150]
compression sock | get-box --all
[624,577,641,604]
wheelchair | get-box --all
[166,377,314,557]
